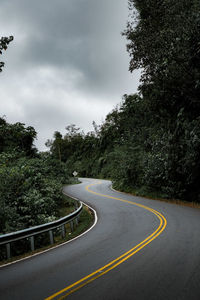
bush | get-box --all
[0,151,70,234]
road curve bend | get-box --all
[1,178,200,300]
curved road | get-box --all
[1,178,200,299]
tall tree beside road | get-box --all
[124,0,200,118]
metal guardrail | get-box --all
[0,200,83,260]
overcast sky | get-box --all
[0,0,140,150]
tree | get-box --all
[123,0,200,118]
[53,131,62,162]
[0,118,37,156]
[0,36,14,72]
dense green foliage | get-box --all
[48,0,200,203]
[0,118,70,234]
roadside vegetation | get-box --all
[0,117,72,235]
[47,0,200,204]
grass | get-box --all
[113,184,200,209]
[0,204,94,266]
[58,194,77,217]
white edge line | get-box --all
[110,185,118,193]
[0,192,98,269]
[110,184,123,194]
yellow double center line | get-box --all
[45,182,167,300]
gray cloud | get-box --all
[0,0,139,150]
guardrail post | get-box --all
[75,217,78,226]
[30,236,35,251]
[6,243,11,260]
[70,221,74,232]
[61,225,66,238]
[49,230,54,245]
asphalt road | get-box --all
[1,178,200,300]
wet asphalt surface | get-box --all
[1,178,200,300]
